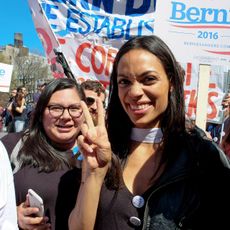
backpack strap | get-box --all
[11,139,23,174]
[1,132,24,173]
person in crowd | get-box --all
[10,89,17,102]
[7,86,27,132]
[69,35,230,230]
[206,93,230,143]
[1,89,17,132]
[81,80,106,125]
[41,82,47,90]
[221,127,230,157]
[0,106,3,131]
[1,78,85,230]
[27,82,48,128]
[33,82,47,105]
[0,141,18,229]
[21,87,28,100]
[219,93,230,156]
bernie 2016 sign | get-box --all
[28,0,230,123]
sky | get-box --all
[0,0,45,56]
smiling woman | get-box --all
[68,35,230,230]
[1,78,85,230]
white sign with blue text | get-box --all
[154,0,230,66]
[0,63,13,93]
[28,0,156,86]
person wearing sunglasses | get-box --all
[1,78,85,230]
[81,80,106,125]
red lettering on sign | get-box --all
[75,42,117,77]
[185,63,192,86]
[184,89,197,117]
[76,43,91,73]
[105,49,117,77]
[209,83,216,89]
[36,28,64,78]
[207,91,218,119]
[36,28,52,54]
[92,45,105,74]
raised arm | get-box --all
[15,98,26,114]
[68,99,112,230]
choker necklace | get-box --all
[130,127,163,143]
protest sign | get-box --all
[28,0,229,123]
[182,63,228,123]
[28,0,156,87]
[156,0,230,123]
[154,0,230,66]
[0,63,13,93]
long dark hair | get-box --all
[106,35,185,159]
[18,78,85,172]
[14,89,25,107]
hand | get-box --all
[17,196,51,230]
[77,99,112,181]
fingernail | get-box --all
[89,147,93,153]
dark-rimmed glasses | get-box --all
[86,97,95,106]
[47,104,82,118]
[86,97,106,108]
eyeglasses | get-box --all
[86,97,96,106]
[47,104,82,118]
[86,97,106,108]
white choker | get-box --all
[130,128,163,143]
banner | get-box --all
[28,0,229,123]
[28,0,65,78]
[0,63,13,93]
[28,0,156,86]
[182,63,228,123]
[154,0,230,66]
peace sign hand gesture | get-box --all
[78,98,112,182]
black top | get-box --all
[11,101,27,120]
[1,132,81,230]
[14,165,81,230]
[95,181,153,230]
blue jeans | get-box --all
[14,120,25,132]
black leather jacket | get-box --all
[142,131,230,230]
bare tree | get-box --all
[1,49,53,105]
[13,55,52,101]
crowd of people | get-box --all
[0,83,49,135]
[1,87,29,134]
[0,35,230,229]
